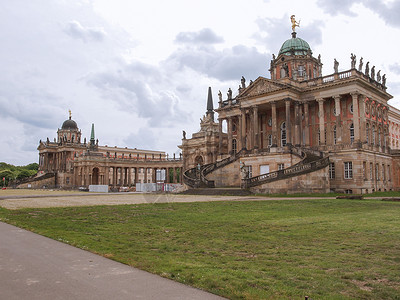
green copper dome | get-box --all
[278,34,312,56]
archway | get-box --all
[92,167,99,185]
[194,155,204,166]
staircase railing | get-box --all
[183,149,248,188]
[243,148,329,188]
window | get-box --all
[298,66,305,77]
[378,128,381,147]
[329,162,335,179]
[366,124,369,144]
[232,139,237,154]
[318,129,321,145]
[260,165,270,175]
[281,122,287,146]
[278,163,284,170]
[382,164,385,181]
[333,126,337,145]
[268,134,272,147]
[232,122,237,132]
[350,123,354,143]
[247,165,252,178]
[350,104,354,114]
[363,161,367,180]
[344,162,353,179]
[372,126,376,145]
[66,177,70,184]
[388,165,391,181]
[370,162,373,180]
[375,164,379,181]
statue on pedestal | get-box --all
[334,59,339,73]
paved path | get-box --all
[0,191,338,210]
[0,222,225,300]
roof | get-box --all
[61,117,78,130]
[278,33,312,56]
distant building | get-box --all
[29,113,183,189]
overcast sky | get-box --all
[1,0,400,165]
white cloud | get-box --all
[63,20,107,42]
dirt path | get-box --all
[0,189,339,210]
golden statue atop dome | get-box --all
[69,109,72,119]
[290,15,300,32]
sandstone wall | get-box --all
[250,166,330,194]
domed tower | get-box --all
[269,20,322,81]
[57,110,82,144]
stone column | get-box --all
[81,167,84,186]
[86,166,90,186]
[359,96,366,143]
[153,168,157,183]
[241,110,247,149]
[238,116,242,150]
[227,117,233,154]
[173,168,177,183]
[134,167,138,184]
[333,95,342,143]
[285,98,292,145]
[350,92,360,143]
[317,98,325,145]
[144,167,148,183]
[128,167,132,186]
[294,102,301,146]
[253,106,259,150]
[304,102,310,146]
[218,119,223,155]
[271,101,278,147]
[105,167,110,185]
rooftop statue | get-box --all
[334,59,339,73]
[358,57,363,72]
[290,15,300,32]
[351,53,356,69]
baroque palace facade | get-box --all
[181,28,400,194]
[21,112,183,189]
[22,21,400,194]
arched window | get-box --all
[333,125,337,145]
[366,123,369,144]
[281,122,287,146]
[372,125,376,146]
[378,128,381,147]
[350,123,354,143]
[232,139,237,154]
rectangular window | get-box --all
[344,162,353,179]
[329,162,335,179]
[260,165,270,175]
[370,162,373,180]
[248,165,252,178]
[382,164,385,181]
[278,163,284,170]
[375,164,379,181]
[363,161,366,180]
[388,164,391,181]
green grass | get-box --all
[255,190,400,198]
[1,199,400,299]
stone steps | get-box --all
[180,188,253,196]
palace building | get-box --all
[22,20,400,194]
[181,27,400,194]
[19,112,183,189]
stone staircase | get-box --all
[180,187,253,196]
[183,146,329,190]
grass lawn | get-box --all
[0,198,399,299]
